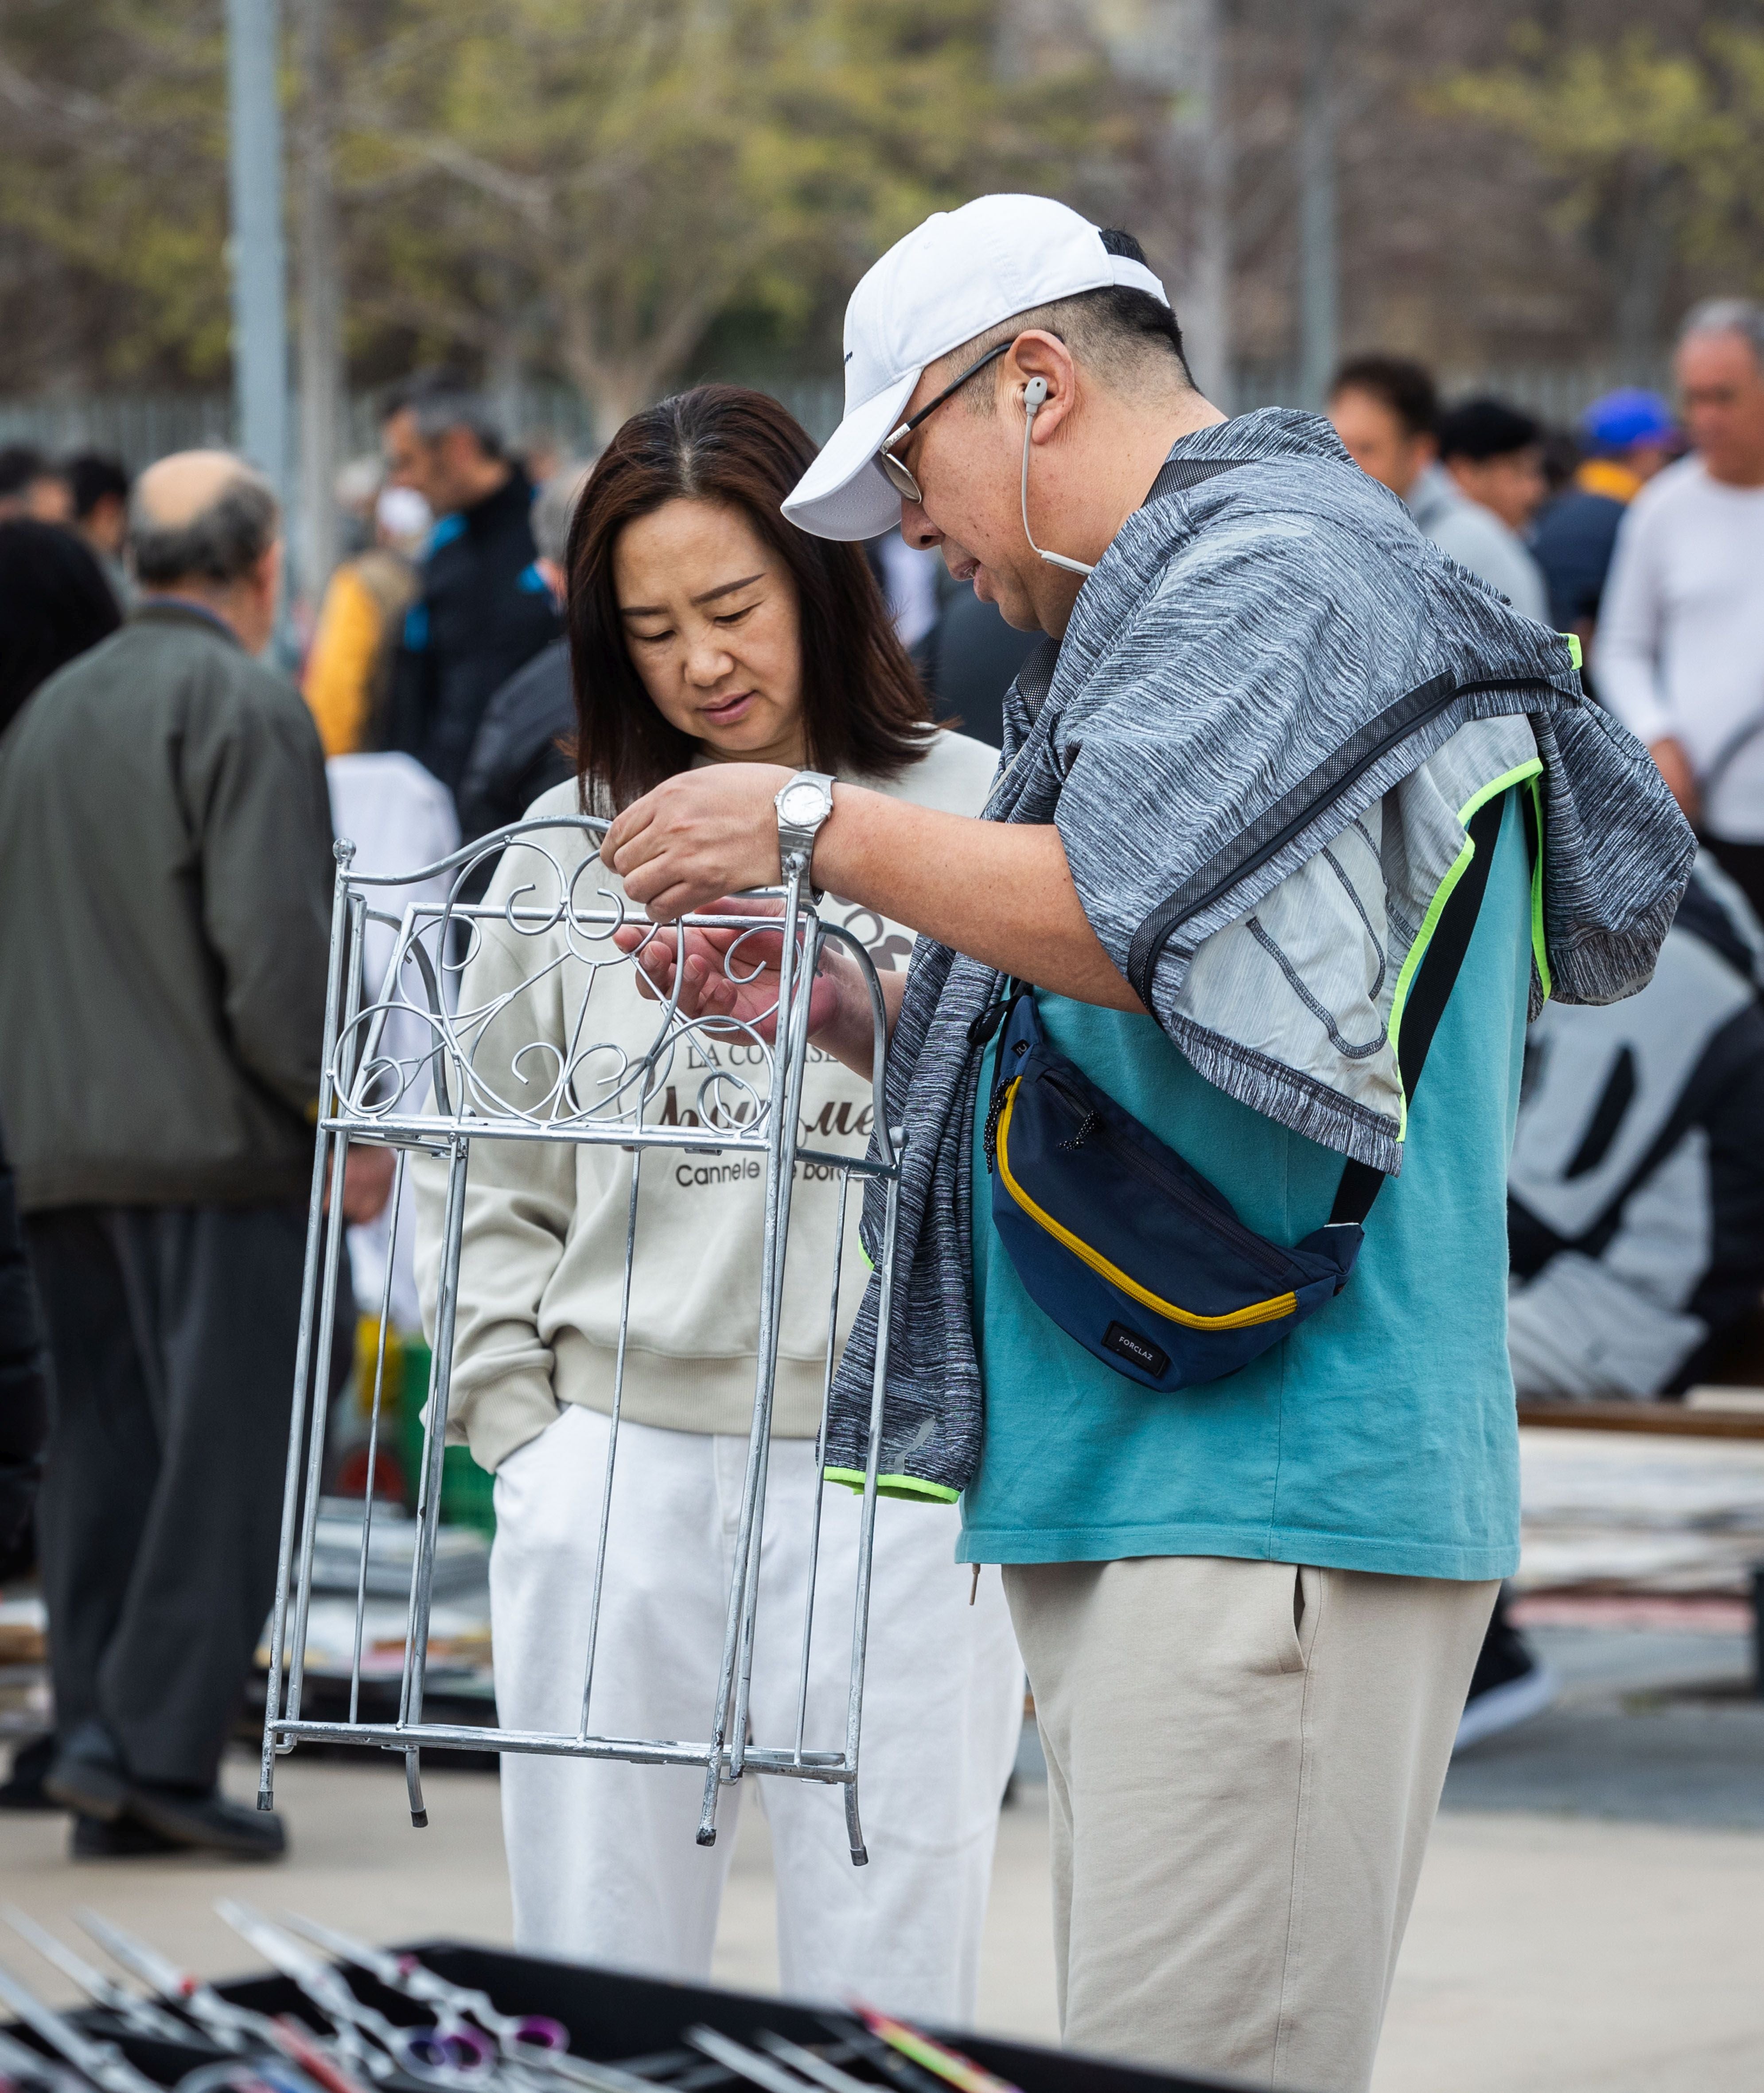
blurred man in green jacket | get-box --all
[0,451,385,1860]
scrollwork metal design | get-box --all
[259,815,902,1865]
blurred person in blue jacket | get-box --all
[381,369,562,799]
[1530,389,1678,649]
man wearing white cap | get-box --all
[601,197,1690,2090]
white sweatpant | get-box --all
[490,1405,1025,2022]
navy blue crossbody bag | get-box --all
[975,790,1508,1394]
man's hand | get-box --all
[1650,735,1701,826]
[605,759,1142,1031]
[604,765,794,920]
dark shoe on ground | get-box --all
[70,1811,186,1858]
[42,1721,129,1822]
[125,1783,287,1860]
[1455,1615,1558,1752]
[0,1733,57,1811]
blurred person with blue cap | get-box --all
[1530,386,1678,645]
[593,195,1694,2091]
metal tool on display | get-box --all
[0,2024,92,2093]
[845,2019,1016,2093]
[1,1915,194,2049]
[748,2035,873,2093]
[0,1964,162,2093]
[682,2031,806,2093]
[0,1913,1029,2093]
[271,1920,644,2093]
[72,1917,282,2061]
[226,1910,490,2092]
[257,817,904,1859]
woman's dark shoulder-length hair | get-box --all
[565,383,933,809]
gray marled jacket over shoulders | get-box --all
[825,409,1694,1501]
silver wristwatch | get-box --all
[774,769,836,893]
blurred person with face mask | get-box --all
[1330,361,1548,621]
[1596,301,1764,915]
[380,369,562,798]
[302,465,432,756]
[454,459,592,844]
[1531,390,1678,649]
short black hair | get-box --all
[0,518,123,732]
[66,451,131,519]
[1329,355,1438,439]
[1090,229,1190,375]
[382,367,506,459]
[951,227,1192,405]
[0,445,51,499]
[1436,397,1542,463]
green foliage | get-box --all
[0,0,1135,411]
[1435,25,1764,296]
[0,0,233,382]
[338,0,1125,425]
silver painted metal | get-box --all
[0,1910,193,2047]
[0,1961,163,2093]
[257,817,902,1861]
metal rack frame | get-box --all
[257,815,901,1862]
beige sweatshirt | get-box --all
[414,731,1000,1470]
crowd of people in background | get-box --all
[1,289,1763,1859]
[1328,300,1764,1747]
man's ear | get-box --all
[252,537,283,605]
[1004,331,1080,442]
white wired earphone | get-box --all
[1020,374,1095,576]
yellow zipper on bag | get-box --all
[993,1080,1299,1332]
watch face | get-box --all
[779,780,829,825]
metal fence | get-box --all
[1232,361,1673,425]
[0,363,1656,477]
[0,377,848,475]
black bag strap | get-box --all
[1329,790,1510,1227]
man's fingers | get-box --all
[600,797,656,870]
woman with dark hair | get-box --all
[0,520,122,735]
[417,387,1021,2015]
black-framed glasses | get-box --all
[875,340,1013,504]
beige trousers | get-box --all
[1003,1556,1496,2093]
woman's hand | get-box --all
[613,901,894,1078]
[603,765,794,920]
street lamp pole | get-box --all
[226,0,289,501]
[1297,0,1339,410]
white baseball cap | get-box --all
[782,194,1170,542]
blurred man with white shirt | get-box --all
[1597,300,1764,915]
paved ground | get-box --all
[3,1621,1762,2090]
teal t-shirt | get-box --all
[961,793,1532,1580]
